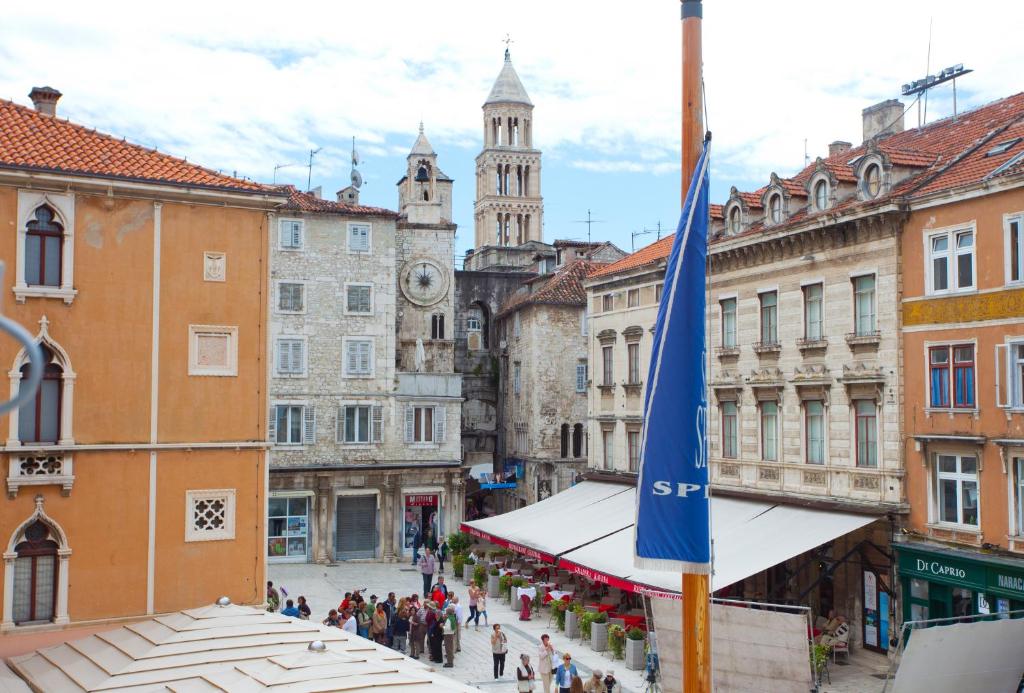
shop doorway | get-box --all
[335,495,377,560]
[268,495,311,562]
[403,494,440,555]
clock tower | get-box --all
[395,125,456,373]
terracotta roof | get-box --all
[0,98,270,193]
[499,260,601,315]
[590,234,674,278]
[280,186,398,217]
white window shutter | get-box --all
[302,406,316,444]
[359,342,371,374]
[292,222,302,248]
[996,343,1009,408]
[336,406,345,443]
[277,341,289,373]
[278,221,287,248]
[405,406,415,442]
[434,406,446,443]
[372,405,383,443]
[293,341,305,374]
[346,342,357,375]
[268,406,278,442]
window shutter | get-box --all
[996,343,1009,408]
[302,406,316,444]
[359,342,371,374]
[278,221,287,248]
[292,341,305,374]
[434,406,446,443]
[405,406,414,442]
[268,406,278,442]
[346,342,357,375]
[372,405,383,443]
[336,406,346,443]
[277,341,290,373]
[291,222,302,248]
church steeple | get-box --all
[398,123,453,224]
[473,51,543,250]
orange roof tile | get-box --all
[500,260,602,315]
[280,186,398,217]
[590,234,674,278]
[0,98,270,193]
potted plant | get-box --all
[579,611,596,642]
[565,604,583,639]
[499,573,513,598]
[554,600,569,631]
[487,567,501,597]
[463,555,476,584]
[810,642,831,690]
[608,624,626,660]
[447,532,471,556]
[590,612,609,652]
[452,552,465,580]
[625,627,646,670]
[474,564,487,589]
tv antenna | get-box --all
[350,137,363,190]
[572,209,606,245]
[901,63,972,126]
[306,147,322,192]
[273,163,301,184]
[631,222,663,251]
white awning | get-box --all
[468,481,880,595]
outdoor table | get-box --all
[543,590,573,604]
[618,614,646,630]
[498,568,519,576]
[516,586,537,601]
[588,603,616,614]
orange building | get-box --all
[898,93,1024,622]
[0,88,284,648]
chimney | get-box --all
[28,86,62,116]
[828,141,852,158]
[336,186,359,205]
[308,186,322,199]
[862,99,904,142]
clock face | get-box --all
[401,259,448,306]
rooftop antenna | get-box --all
[273,163,301,184]
[350,137,363,190]
[646,220,663,241]
[923,18,932,125]
[803,138,810,168]
[572,209,606,245]
[306,147,322,193]
[631,229,652,252]
[901,63,973,127]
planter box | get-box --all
[625,637,645,671]
[487,574,500,598]
[591,621,608,652]
[565,610,579,639]
[463,564,474,583]
[510,587,520,610]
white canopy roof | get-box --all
[465,481,879,595]
[7,602,477,692]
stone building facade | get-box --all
[268,128,463,564]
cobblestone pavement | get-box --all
[269,561,888,692]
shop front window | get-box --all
[404,494,440,553]
[268,496,309,559]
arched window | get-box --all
[560,424,570,458]
[814,180,829,210]
[728,207,741,234]
[864,164,881,198]
[25,206,63,287]
[768,194,782,224]
[572,424,584,458]
[12,519,58,624]
[431,314,445,340]
[18,345,61,444]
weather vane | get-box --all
[503,33,513,58]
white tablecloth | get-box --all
[517,587,537,601]
[548,590,574,601]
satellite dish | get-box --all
[351,169,363,189]
[352,149,360,166]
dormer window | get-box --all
[864,164,881,198]
[728,207,742,234]
[768,194,782,224]
[813,180,829,211]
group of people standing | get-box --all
[514,633,621,693]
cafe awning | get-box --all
[464,481,880,595]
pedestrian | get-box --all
[341,609,357,633]
[323,609,342,628]
[383,592,397,646]
[427,604,444,663]
[392,606,410,654]
[537,633,556,693]
[419,548,436,597]
[517,653,536,692]
[442,606,457,668]
[371,603,388,644]
[432,575,449,599]
[266,581,280,612]
[603,669,622,693]
[409,602,425,659]
[467,581,480,626]
[339,591,352,612]
[582,670,604,693]
[554,653,578,693]
[450,595,463,652]
[437,535,449,573]
[491,623,508,679]
[569,675,583,693]
[412,525,423,567]
[477,591,489,627]
[354,597,370,638]
[280,599,300,618]
[296,596,311,620]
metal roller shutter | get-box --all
[335,495,377,560]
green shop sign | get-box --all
[989,571,1024,597]
[897,545,1024,599]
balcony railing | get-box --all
[845,330,881,347]
[752,340,781,355]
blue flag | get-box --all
[634,141,711,574]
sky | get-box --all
[2,1,1023,262]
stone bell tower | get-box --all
[473,49,544,250]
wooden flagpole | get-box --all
[680,1,710,691]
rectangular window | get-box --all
[278,282,304,313]
[627,431,641,472]
[272,404,313,445]
[188,325,238,377]
[1015,344,1024,408]
[721,298,737,348]
[576,362,587,393]
[930,344,975,408]
[580,307,588,336]
[513,313,521,337]
[928,228,975,293]
[602,294,614,312]
[627,343,640,384]
[803,284,823,340]
[627,288,640,308]
[853,275,876,335]
[760,401,778,462]
[759,291,777,344]
[346,285,372,314]
[1009,217,1022,284]
[344,339,372,376]
[805,400,825,465]
[721,401,738,459]
[655,283,664,303]
[278,219,303,249]
[1015,458,1024,536]
[407,405,444,443]
[348,223,370,252]
[602,346,613,386]
[276,338,305,376]
[602,429,614,470]
[855,400,877,468]
[340,405,382,444]
[513,362,522,394]
[936,454,979,526]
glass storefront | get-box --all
[403,494,440,555]
[268,495,310,562]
